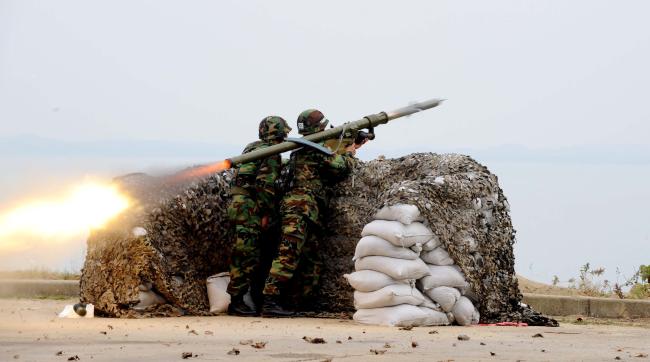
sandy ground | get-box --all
[1,299,649,362]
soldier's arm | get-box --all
[322,151,355,181]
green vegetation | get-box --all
[0,268,80,280]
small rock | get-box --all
[181,352,194,359]
[336,340,342,344]
[67,356,79,361]
[348,336,353,340]
[457,334,470,341]
[636,353,648,358]
[369,349,386,355]
[56,351,63,356]
[99,331,107,335]
[490,352,496,356]
[383,343,391,348]
[188,330,198,336]
[250,341,266,349]
[480,342,486,346]
[303,336,326,344]
[399,326,413,331]
[615,357,622,360]
[411,341,418,348]
[532,333,544,338]
[227,348,240,356]
[107,325,114,330]
[428,330,439,334]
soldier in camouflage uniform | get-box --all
[261,109,363,317]
[227,116,291,316]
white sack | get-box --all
[425,286,461,312]
[410,243,423,254]
[353,304,448,327]
[344,270,411,292]
[134,290,166,310]
[452,296,480,326]
[206,272,231,313]
[354,284,424,309]
[355,256,430,280]
[361,220,433,248]
[58,304,95,318]
[419,294,442,311]
[418,265,469,291]
[374,204,423,225]
[421,236,441,251]
[353,235,420,261]
[421,307,451,326]
[421,247,454,266]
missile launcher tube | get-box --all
[227,98,443,166]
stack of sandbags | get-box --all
[346,204,450,327]
[415,223,480,326]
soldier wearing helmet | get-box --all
[261,109,363,317]
[226,116,291,316]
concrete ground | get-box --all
[1,299,648,362]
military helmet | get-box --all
[259,116,291,141]
[297,109,329,135]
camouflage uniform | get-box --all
[226,117,290,299]
[263,110,355,299]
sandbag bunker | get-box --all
[80,153,557,326]
[347,204,479,327]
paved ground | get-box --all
[1,299,649,362]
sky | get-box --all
[1,1,649,284]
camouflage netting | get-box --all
[80,153,557,326]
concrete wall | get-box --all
[523,293,650,318]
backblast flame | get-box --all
[171,159,232,182]
[0,182,130,250]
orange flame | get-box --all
[171,159,233,182]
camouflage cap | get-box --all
[259,116,291,141]
[297,109,329,135]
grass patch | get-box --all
[0,268,80,280]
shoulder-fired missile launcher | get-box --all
[175,99,443,180]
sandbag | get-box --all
[421,307,451,326]
[410,243,423,254]
[421,247,454,266]
[374,204,424,225]
[354,284,425,309]
[421,236,441,251]
[133,283,166,310]
[206,272,231,313]
[418,265,469,291]
[353,304,448,327]
[361,220,434,247]
[425,286,461,312]
[353,235,420,261]
[355,256,430,280]
[344,270,412,293]
[452,296,480,326]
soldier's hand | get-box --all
[345,144,357,155]
[261,215,270,230]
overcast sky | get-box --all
[2,1,649,149]
[1,1,649,282]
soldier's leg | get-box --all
[262,213,308,296]
[299,229,323,300]
[227,224,262,297]
[226,195,261,298]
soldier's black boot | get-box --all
[227,295,258,316]
[261,295,295,317]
